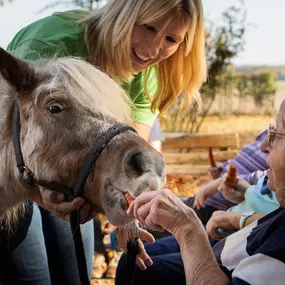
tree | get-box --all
[40,0,105,12]
[234,74,250,110]
[249,72,277,108]
[195,0,246,132]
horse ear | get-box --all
[0,47,37,93]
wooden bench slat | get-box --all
[163,150,238,165]
[162,132,240,150]
[166,164,209,174]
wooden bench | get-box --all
[162,132,240,175]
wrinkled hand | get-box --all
[206,210,241,240]
[208,162,224,179]
[218,176,248,204]
[115,224,155,270]
[35,189,97,224]
[127,189,201,237]
[193,178,222,210]
[193,187,208,210]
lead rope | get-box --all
[70,211,90,285]
[126,238,140,285]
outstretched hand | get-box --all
[127,189,201,238]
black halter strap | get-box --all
[12,101,137,285]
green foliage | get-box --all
[232,72,277,112]
[235,65,285,81]
[204,1,246,95]
[249,72,277,107]
[39,0,104,12]
[234,74,250,98]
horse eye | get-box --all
[47,104,65,114]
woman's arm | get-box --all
[133,122,151,141]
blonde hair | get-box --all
[82,0,207,114]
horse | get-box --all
[0,48,166,229]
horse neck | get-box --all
[0,91,27,215]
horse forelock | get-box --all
[34,58,133,124]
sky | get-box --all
[0,0,284,66]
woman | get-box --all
[121,99,285,285]
[0,0,207,284]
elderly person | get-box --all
[119,100,285,285]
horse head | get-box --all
[0,48,166,226]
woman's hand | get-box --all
[33,189,96,224]
[127,189,201,238]
[206,211,241,240]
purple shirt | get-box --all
[149,119,164,141]
[205,129,268,210]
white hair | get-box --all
[36,57,133,123]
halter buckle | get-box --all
[18,165,35,187]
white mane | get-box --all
[36,57,133,123]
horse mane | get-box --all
[34,57,133,123]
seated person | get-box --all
[116,174,279,284]
[185,128,268,224]
[116,98,285,285]
[206,174,279,240]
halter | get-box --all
[12,101,137,285]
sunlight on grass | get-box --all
[199,115,272,134]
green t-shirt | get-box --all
[7,10,157,127]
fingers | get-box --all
[207,227,224,240]
[193,196,200,210]
[136,239,153,270]
[138,228,155,243]
[206,218,224,240]
[42,189,65,203]
[127,191,158,217]
[193,193,204,210]
[144,208,164,232]
[42,197,85,222]
[135,203,151,225]
[53,197,85,214]
[136,257,147,270]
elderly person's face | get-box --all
[260,99,285,207]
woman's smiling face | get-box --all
[260,99,285,207]
[130,13,188,73]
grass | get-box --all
[199,115,271,134]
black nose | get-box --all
[125,148,165,177]
[128,151,145,175]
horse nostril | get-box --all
[128,151,144,176]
